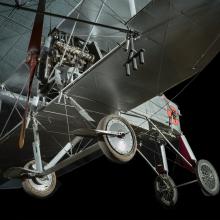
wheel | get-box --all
[97,115,137,163]
[201,188,211,197]
[196,159,219,196]
[22,160,57,199]
[154,174,178,208]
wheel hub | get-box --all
[201,164,216,190]
[35,175,52,186]
[196,159,220,196]
[155,174,178,207]
[27,161,53,191]
[106,119,133,155]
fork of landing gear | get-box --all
[18,114,219,201]
[137,124,219,208]
[153,159,219,208]
[19,114,137,198]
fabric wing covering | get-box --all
[38,0,220,126]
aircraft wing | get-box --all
[67,0,220,112]
[35,0,220,150]
[40,0,220,116]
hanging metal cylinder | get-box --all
[139,49,145,64]
[125,38,130,51]
[132,57,138,70]
[125,63,131,76]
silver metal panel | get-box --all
[36,0,220,138]
[58,0,220,116]
[120,112,150,130]
[63,0,220,114]
[129,95,181,133]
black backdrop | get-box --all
[0,53,219,220]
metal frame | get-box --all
[44,137,83,170]
[4,98,199,192]
[68,96,95,123]
[30,116,100,176]
[30,103,130,175]
[147,117,193,167]
[129,109,194,167]
[180,134,197,162]
[0,2,139,36]
[0,1,207,198]
[21,0,118,176]
[137,148,160,176]
[138,142,169,176]
[32,116,43,173]
[160,144,168,173]
[132,109,199,190]
[137,120,198,189]
[30,93,98,175]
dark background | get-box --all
[0,53,219,220]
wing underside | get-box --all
[66,0,220,113]
[37,0,220,122]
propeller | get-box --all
[18,0,46,149]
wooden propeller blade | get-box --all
[19,0,46,149]
[19,115,26,149]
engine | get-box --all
[38,28,99,98]
[50,29,95,70]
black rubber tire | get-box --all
[201,188,211,197]
[22,160,57,199]
[196,159,219,196]
[97,115,137,163]
[154,174,178,208]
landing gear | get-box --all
[97,115,137,163]
[154,174,178,207]
[22,160,57,199]
[196,159,219,196]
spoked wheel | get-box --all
[154,174,178,208]
[97,115,137,163]
[196,159,219,196]
[22,160,57,199]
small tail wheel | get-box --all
[154,174,178,207]
[22,160,57,199]
[196,159,219,196]
[97,115,137,163]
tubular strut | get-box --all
[137,149,171,189]
[138,144,168,175]
[30,116,95,175]
[32,116,43,173]
[129,110,193,167]
[146,117,193,167]
[0,2,139,37]
[66,95,95,124]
